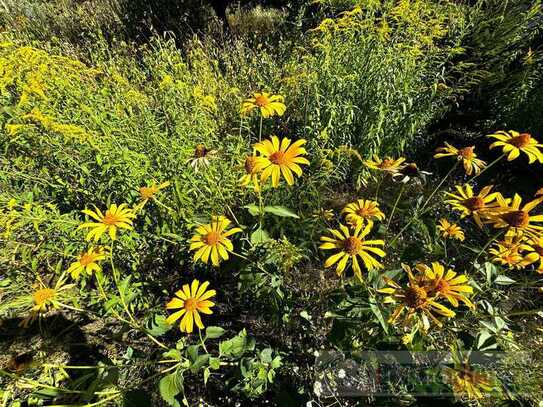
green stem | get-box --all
[386,183,405,230]
[258,115,263,142]
[472,230,504,271]
[419,161,458,213]
[374,173,384,201]
[198,329,208,353]
[468,153,505,184]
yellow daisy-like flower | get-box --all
[378,264,455,329]
[488,234,533,270]
[436,219,465,241]
[444,364,494,400]
[486,194,543,237]
[240,92,286,118]
[444,185,502,228]
[434,143,486,176]
[522,235,543,273]
[416,262,474,309]
[319,223,386,281]
[138,181,170,204]
[342,199,385,229]
[488,130,543,163]
[253,136,310,188]
[189,216,242,266]
[166,279,216,333]
[22,279,74,327]
[67,247,106,279]
[363,155,406,173]
[239,155,265,192]
[79,204,136,241]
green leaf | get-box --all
[145,314,172,337]
[263,206,299,218]
[190,354,210,373]
[369,297,388,334]
[159,371,183,407]
[494,275,516,285]
[203,367,211,385]
[243,204,261,216]
[251,228,270,244]
[205,326,226,339]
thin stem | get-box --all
[468,153,505,184]
[198,329,208,353]
[386,183,405,230]
[443,239,448,260]
[472,230,504,271]
[258,115,263,142]
[374,173,384,201]
[420,161,458,213]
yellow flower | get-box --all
[79,204,136,241]
[434,143,486,176]
[240,92,286,118]
[32,288,57,313]
[187,143,218,172]
[166,279,216,333]
[363,155,406,173]
[239,155,265,192]
[444,364,494,400]
[189,216,242,266]
[319,223,386,281]
[378,264,455,329]
[489,234,533,270]
[138,181,170,203]
[437,219,465,241]
[444,185,502,228]
[312,208,334,221]
[486,194,543,237]
[342,199,385,229]
[522,235,543,273]
[416,262,474,309]
[67,247,106,279]
[253,136,309,188]
[488,130,543,163]
[22,279,74,327]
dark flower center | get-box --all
[401,163,419,176]
[462,197,484,211]
[255,95,269,107]
[343,237,362,255]
[269,151,287,165]
[244,156,258,174]
[204,231,221,245]
[500,210,529,228]
[509,133,531,148]
[459,146,475,159]
[404,285,428,308]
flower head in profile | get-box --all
[489,234,533,270]
[392,163,431,184]
[378,264,455,330]
[486,194,543,237]
[444,185,502,228]
[79,204,136,241]
[522,235,543,273]
[443,364,494,401]
[138,181,170,205]
[437,219,465,241]
[187,144,217,172]
[253,136,309,188]
[434,143,486,176]
[416,262,474,309]
[363,155,405,174]
[312,208,335,222]
[189,216,242,266]
[319,223,385,281]
[67,247,106,279]
[488,130,543,163]
[342,199,385,229]
[166,279,216,333]
[239,155,265,192]
[240,92,286,118]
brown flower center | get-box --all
[459,146,475,159]
[534,245,543,256]
[436,279,450,293]
[244,156,258,174]
[204,231,221,245]
[194,144,208,158]
[255,95,269,107]
[401,163,419,176]
[462,197,484,211]
[184,298,198,312]
[33,288,55,306]
[379,159,394,169]
[79,253,95,266]
[509,133,531,148]
[343,237,363,255]
[356,207,371,217]
[500,210,529,228]
[103,213,121,225]
[269,151,287,165]
[404,285,428,309]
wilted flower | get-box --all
[392,163,431,184]
[188,144,217,172]
[443,364,494,400]
[363,155,406,173]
